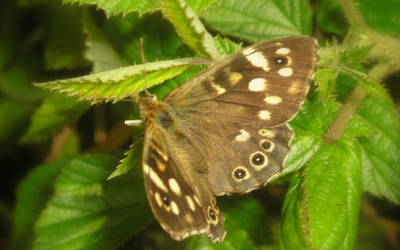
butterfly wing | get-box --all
[142,121,225,242]
[164,36,318,195]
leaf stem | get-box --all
[325,0,399,140]
[325,85,366,140]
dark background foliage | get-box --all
[1,0,400,249]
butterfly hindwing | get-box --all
[142,121,225,242]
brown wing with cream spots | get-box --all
[142,121,225,242]
[166,36,317,127]
[163,36,318,195]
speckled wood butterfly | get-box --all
[137,36,318,242]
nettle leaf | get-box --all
[35,59,207,104]
[161,0,222,60]
[314,68,339,104]
[316,0,347,36]
[187,197,263,249]
[356,0,400,36]
[271,94,341,181]
[21,95,88,143]
[281,139,362,249]
[214,37,242,56]
[202,0,312,42]
[34,154,152,250]
[62,0,160,16]
[108,128,144,180]
[338,67,391,103]
[11,158,71,250]
[353,95,400,204]
[104,13,188,64]
[83,11,129,73]
[185,0,219,13]
[151,65,206,100]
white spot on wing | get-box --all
[171,201,180,215]
[168,178,181,195]
[242,47,255,56]
[229,72,243,85]
[278,67,293,77]
[248,78,267,92]
[264,95,282,105]
[210,81,226,95]
[259,129,276,138]
[193,195,201,206]
[186,196,196,211]
[246,52,270,72]
[143,164,150,175]
[149,168,168,192]
[155,192,163,207]
[235,129,251,142]
[276,47,290,55]
[288,81,300,94]
[258,110,271,120]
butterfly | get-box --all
[136,36,318,242]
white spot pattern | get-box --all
[246,52,270,72]
[186,196,196,211]
[278,67,293,77]
[248,78,267,92]
[276,47,290,55]
[264,95,282,105]
[168,178,181,195]
[171,201,180,215]
[258,110,271,120]
[149,168,168,192]
[235,129,251,142]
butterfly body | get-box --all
[139,36,318,242]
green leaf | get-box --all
[272,94,341,180]
[11,158,72,250]
[34,154,153,250]
[83,10,129,73]
[35,59,207,104]
[214,37,242,56]
[202,0,313,42]
[338,66,391,103]
[354,95,400,204]
[108,128,143,180]
[314,68,339,104]
[21,95,88,143]
[62,0,160,16]
[187,197,260,249]
[185,0,219,13]
[316,0,348,36]
[281,139,362,249]
[104,13,187,64]
[150,65,204,99]
[162,0,222,60]
[356,0,400,36]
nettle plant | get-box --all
[12,0,400,249]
